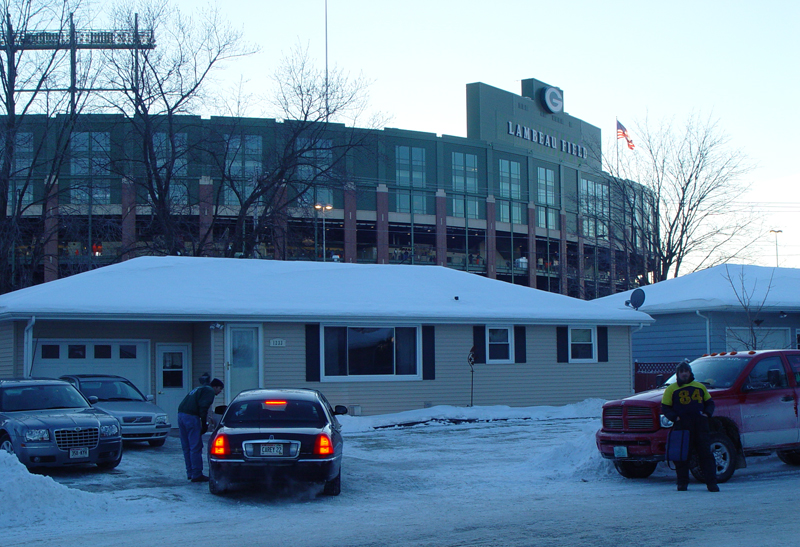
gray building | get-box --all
[5,78,655,299]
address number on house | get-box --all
[269,339,286,348]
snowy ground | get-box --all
[4,399,800,547]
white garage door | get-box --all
[30,339,151,395]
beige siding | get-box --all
[258,323,634,416]
[0,322,14,377]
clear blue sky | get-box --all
[176,0,800,268]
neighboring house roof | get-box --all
[596,264,800,314]
[0,256,652,325]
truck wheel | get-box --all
[0,433,13,454]
[690,433,736,484]
[613,461,657,479]
[777,449,800,466]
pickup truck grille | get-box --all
[603,405,656,431]
[55,427,99,450]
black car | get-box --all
[208,388,347,496]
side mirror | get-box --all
[146,394,155,402]
[88,395,99,404]
[214,405,228,415]
[334,405,348,416]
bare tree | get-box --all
[99,0,254,257]
[0,0,99,292]
[597,113,757,284]
[207,43,382,259]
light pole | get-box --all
[769,229,782,267]
[315,203,333,261]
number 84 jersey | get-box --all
[662,381,713,418]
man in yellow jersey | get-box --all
[661,361,720,492]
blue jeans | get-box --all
[178,412,204,479]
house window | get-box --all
[94,345,112,359]
[71,132,111,205]
[296,138,333,208]
[487,327,513,363]
[68,345,87,359]
[120,345,137,359]
[322,326,419,379]
[569,327,596,362]
[41,345,60,359]
[6,132,34,206]
[537,167,555,206]
[223,134,262,206]
[499,159,521,200]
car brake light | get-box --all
[264,400,288,405]
[315,433,333,456]
[211,434,229,456]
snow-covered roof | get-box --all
[0,256,652,325]
[595,264,800,314]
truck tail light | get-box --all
[314,433,333,456]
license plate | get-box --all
[70,447,89,459]
[260,444,283,456]
[613,446,628,458]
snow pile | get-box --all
[0,451,115,526]
[338,398,607,432]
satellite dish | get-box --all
[625,288,646,310]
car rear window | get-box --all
[223,399,326,428]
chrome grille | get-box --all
[122,416,153,424]
[602,405,656,431]
[626,406,655,430]
[603,406,624,429]
[55,428,99,450]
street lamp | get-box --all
[769,229,782,267]
[315,203,333,261]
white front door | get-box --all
[226,325,261,401]
[156,344,191,428]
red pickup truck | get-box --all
[596,349,800,483]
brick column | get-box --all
[43,181,59,282]
[527,202,536,288]
[376,184,389,264]
[343,181,357,263]
[559,212,568,295]
[435,189,447,266]
[486,196,496,279]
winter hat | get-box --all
[210,378,224,388]
[676,361,692,374]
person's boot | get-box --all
[677,483,688,491]
[707,483,719,492]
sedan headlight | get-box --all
[100,423,119,437]
[24,429,50,442]
[155,414,169,425]
[659,414,674,428]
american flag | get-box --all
[616,120,635,150]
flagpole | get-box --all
[615,116,619,175]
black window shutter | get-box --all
[305,324,321,382]
[597,326,608,362]
[514,325,526,363]
[556,326,568,363]
[422,326,435,380]
[472,326,486,364]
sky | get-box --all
[6,399,800,546]
[168,0,799,270]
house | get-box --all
[0,256,652,419]
[595,264,800,387]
